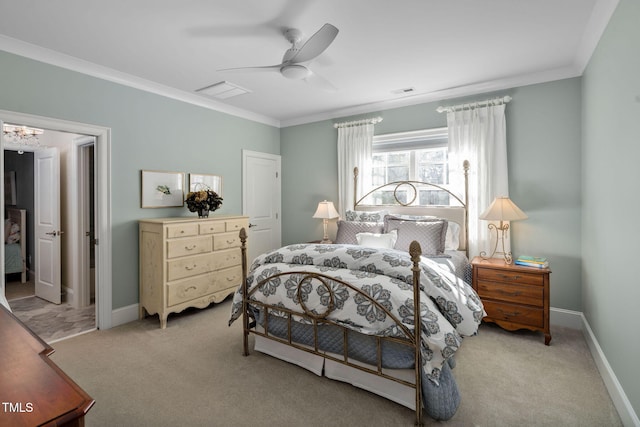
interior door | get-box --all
[242,150,281,263]
[35,147,62,304]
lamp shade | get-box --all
[313,200,339,219]
[479,197,528,221]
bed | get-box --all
[229,161,484,424]
[5,208,27,284]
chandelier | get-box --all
[3,124,44,153]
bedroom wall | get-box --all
[582,0,640,419]
[0,50,281,310]
[281,78,583,313]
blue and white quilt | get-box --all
[229,243,484,385]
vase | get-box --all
[197,208,209,218]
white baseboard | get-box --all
[581,313,640,427]
[550,306,583,329]
[111,303,139,328]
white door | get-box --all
[35,147,62,304]
[242,150,281,262]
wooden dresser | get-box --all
[0,304,94,426]
[139,215,248,328]
[471,257,551,345]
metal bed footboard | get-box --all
[239,228,425,425]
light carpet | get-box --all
[50,299,622,427]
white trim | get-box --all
[0,109,113,330]
[573,0,620,73]
[581,314,640,427]
[0,35,280,128]
[549,307,583,330]
[111,303,140,328]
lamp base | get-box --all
[320,238,333,244]
[480,222,513,264]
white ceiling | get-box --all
[0,0,618,127]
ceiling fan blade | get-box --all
[304,70,338,92]
[218,64,282,73]
[289,23,338,64]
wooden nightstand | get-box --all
[471,257,551,345]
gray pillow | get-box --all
[344,209,388,223]
[383,215,448,256]
[335,220,383,245]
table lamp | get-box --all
[313,200,339,243]
[479,196,528,264]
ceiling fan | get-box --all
[218,23,339,91]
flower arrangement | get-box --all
[185,190,223,216]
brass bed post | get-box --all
[463,160,470,259]
[353,166,359,209]
[239,227,249,356]
[409,241,423,426]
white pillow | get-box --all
[356,229,398,249]
[445,221,461,250]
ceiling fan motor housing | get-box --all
[280,64,310,80]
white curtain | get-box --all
[447,104,508,258]
[337,123,374,218]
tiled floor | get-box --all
[6,280,96,343]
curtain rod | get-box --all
[436,95,512,113]
[333,117,383,128]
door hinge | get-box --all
[94,238,99,246]
[276,213,278,220]
[276,172,279,178]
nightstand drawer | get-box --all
[476,268,543,286]
[477,281,543,307]
[483,301,544,328]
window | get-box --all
[368,128,451,206]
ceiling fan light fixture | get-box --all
[280,64,310,80]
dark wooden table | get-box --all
[0,304,94,426]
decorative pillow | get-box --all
[383,215,448,256]
[6,220,20,244]
[445,221,461,251]
[344,209,388,223]
[334,220,383,245]
[356,229,398,249]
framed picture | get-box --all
[4,171,17,205]
[189,173,223,195]
[141,170,185,208]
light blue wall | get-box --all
[582,0,640,417]
[0,51,280,309]
[282,80,583,312]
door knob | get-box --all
[248,223,257,228]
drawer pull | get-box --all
[497,308,521,317]
[497,289,523,297]
[184,245,197,251]
[497,274,521,280]
[226,239,236,244]
[226,276,237,282]
[185,265,197,271]
[185,286,196,292]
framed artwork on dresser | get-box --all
[189,173,223,195]
[141,170,185,208]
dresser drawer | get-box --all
[477,280,543,307]
[167,253,214,281]
[166,265,242,307]
[483,301,544,328]
[166,236,212,259]
[225,219,247,232]
[476,268,543,286]
[166,223,199,238]
[213,231,243,250]
[199,221,226,235]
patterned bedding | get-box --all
[229,243,484,386]
[5,243,23,274]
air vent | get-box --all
[196,81,251,99]
[391,87,416,95]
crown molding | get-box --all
[280,65,583,128]
[0,35,281,128]
[573,0,619,73]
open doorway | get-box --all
[3,129,97,342]
[1,109,113,339]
